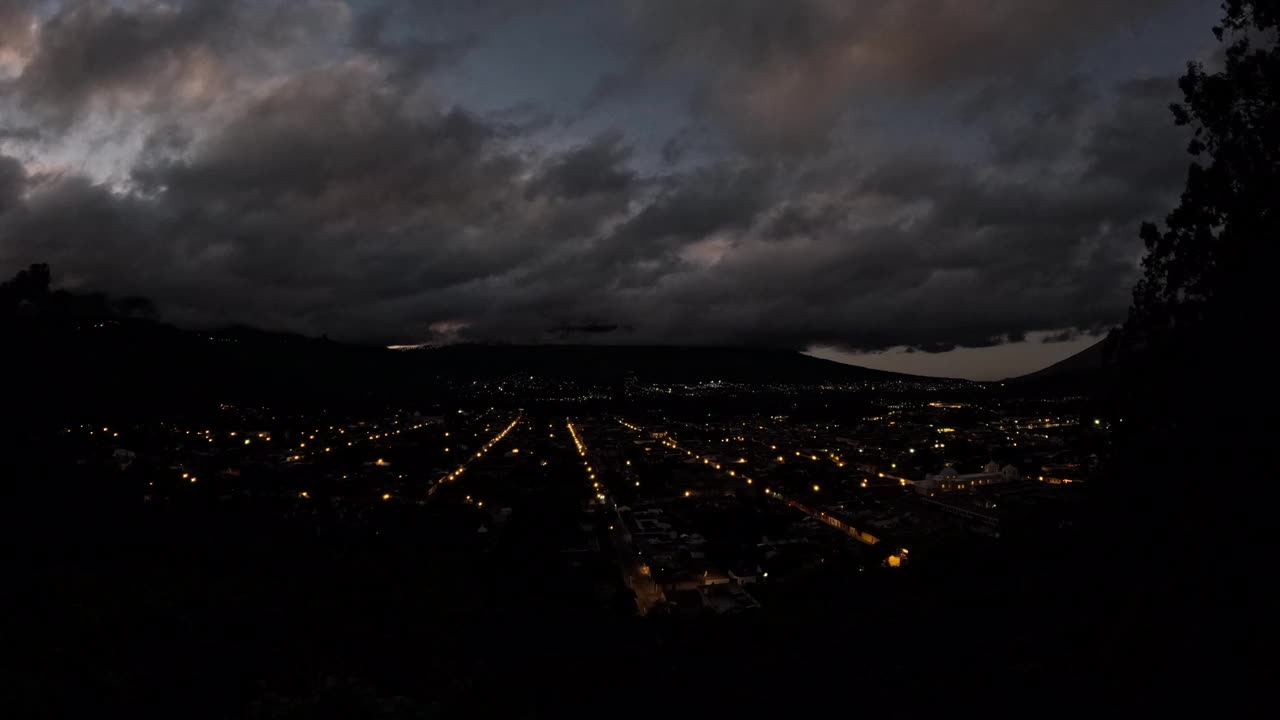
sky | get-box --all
[0,0,1223,379]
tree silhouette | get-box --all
[0,263,51,314]
[1128,1,1278,357]
[1109,0,1278,541]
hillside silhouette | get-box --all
[4,263,949,435]
[408,342,923,384]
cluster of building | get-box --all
[60,407,524,514]
[55,387,1100,619]
[917,461,1021,493]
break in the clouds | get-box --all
[0,0,1223,375]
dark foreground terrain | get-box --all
[0,302,1265,716]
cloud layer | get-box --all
[0,0,1216,364]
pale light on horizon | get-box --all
[806,330,1107,382]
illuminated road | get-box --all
[568,418,665,615]
[282,415,443,464]
[427,415,522,497]
[606,507,665,616]
[664,417,913,489]
[617,417,908,561]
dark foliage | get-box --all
[1130,1,1278,351]
[1107,0,1277,512]
[1087,7,1276,681]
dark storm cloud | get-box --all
[11,0,235,126]
[528,132,635,199]
[350,3,470,88]
[0,125,41,142]
[602,0,1184,152]
[123,63,538,305]
[763,202,849,242]
[0,0,35,53]
[0,154,24,212]
[2,172,170,299]
[1043,329,1083,344]
[350,0,574,92]
[1082,76,1193,189]
[980,76,1099,167]
[0,0,1215,368]
[1,51,638,340]
[502,68,1186,354]
[135,69,503,211]
[605,164,772,261]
